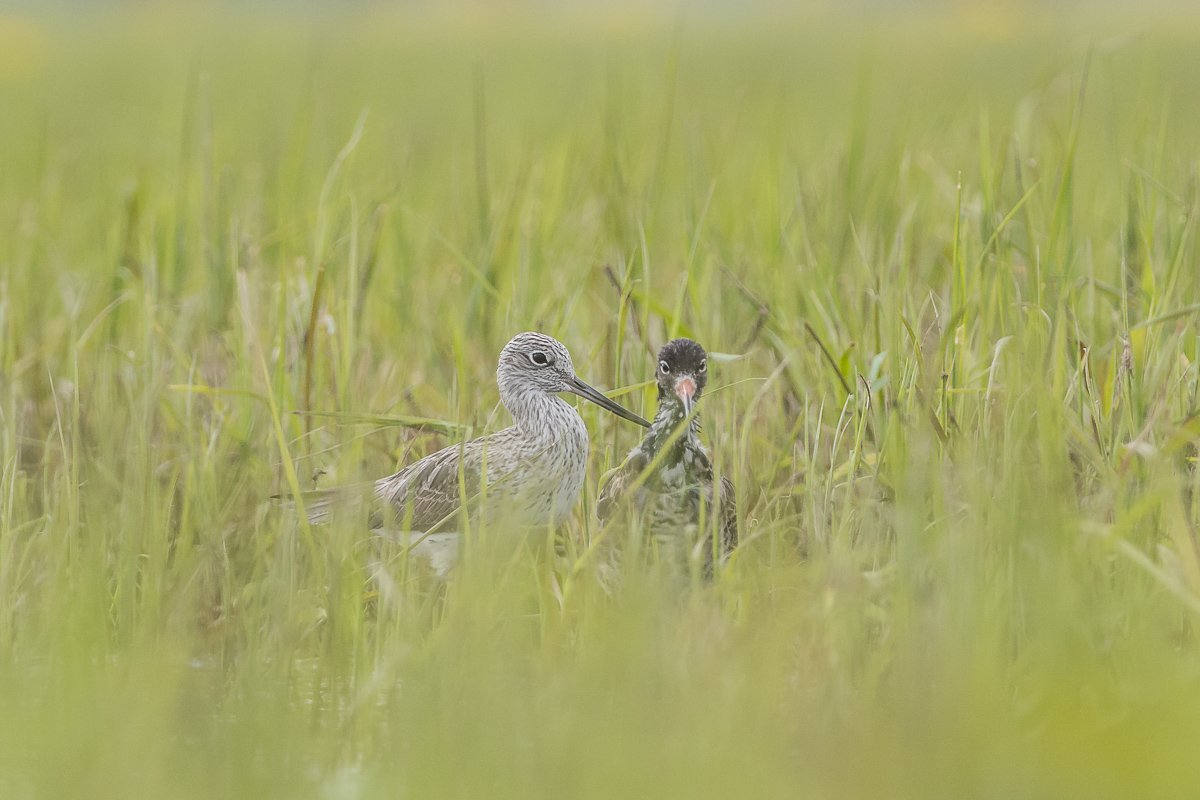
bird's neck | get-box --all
[503,387,582,440]
[642,401,700,462]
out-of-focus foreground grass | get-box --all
[3,3,1200,798]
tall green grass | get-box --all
[3,5,1200,798]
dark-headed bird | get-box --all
[597,338,737,574]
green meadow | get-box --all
[3,4,1200,797]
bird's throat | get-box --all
[644,403,698,463]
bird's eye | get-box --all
[659,360,671,374]
[529,351,551,367]
[699,359,707,373]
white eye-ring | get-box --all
[698,359,707,373]
[529,351,551,367]
[659,360,671,374]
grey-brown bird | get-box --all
[597,338,737,573]
[303,332,649,571]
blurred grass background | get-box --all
[3,1,1200,798]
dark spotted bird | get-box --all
[302,332,650,572]
[597,338,737,573]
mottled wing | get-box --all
[375,440,486,532]
[716,474,738,554]
[597,449,647,524]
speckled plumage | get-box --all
[374,367,590,531]
[305,333,649,565]
[598,339,738,572]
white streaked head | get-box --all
[496,332,650,428]
[497,332,577,397]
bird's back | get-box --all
[375,397,589,532]
[598,436,737,571]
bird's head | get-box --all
[497,332,649,427]
[655,338,708,418]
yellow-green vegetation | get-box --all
[4,5,1200,798]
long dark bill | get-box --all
[567,377,651,428]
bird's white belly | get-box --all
[549,457,586,523]
[515,437,587,526]
[404,531,461,577]
[513,412,588,526]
